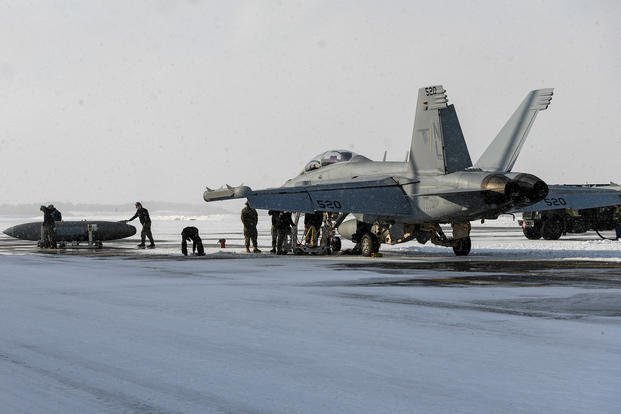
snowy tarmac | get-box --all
[1,213,620,413]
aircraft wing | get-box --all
[510,184,621,213]
[204,177,416,216]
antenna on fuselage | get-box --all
[382,150,387,162]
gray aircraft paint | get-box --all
[475,89,554,172]
[410,86,472,175]
[515,184,621,213]
[204,85,554,228]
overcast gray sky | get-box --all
[1,0,620,205]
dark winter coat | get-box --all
[277,212,295,231]
[182,226,200,240]
[304,211,323,228]
[268,210,281,226]
[241,206,258,229]
[128,207,151,225]
[181,226,204,256]
[51,208,62,221]
[41,206,55,226]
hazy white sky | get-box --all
[1,0,620,204]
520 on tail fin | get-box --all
[409,85,473,175]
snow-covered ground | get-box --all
[1,213,620,413]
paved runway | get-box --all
[1,222,620,413]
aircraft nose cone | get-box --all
[3,226,16,237]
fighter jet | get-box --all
[204,85,554,256]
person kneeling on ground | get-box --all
[181,226,205,256]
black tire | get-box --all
[330,237,342,252]
[523,226,542,240]
[415,232,430,244]
[542,218,563,240]
[569,218,587,233]
[452,237,471,256]
[360,233,380,257]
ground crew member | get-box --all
[304,211,323,247]
[49,204,62,221]
[181,226,205,256]
[241,202,261,253]
[276,211,295,254]
[39,205,57,248]
[268,210,281,253]
[614,205,621,240]
[126,202,155,248]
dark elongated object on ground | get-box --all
[3,221,136,242]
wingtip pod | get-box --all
[203,185,252,202]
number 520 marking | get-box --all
[316,200,342,209]
[425,86,437,96]
[544,197,567,207]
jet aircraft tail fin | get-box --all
[409,85,472,175]
[474,88,553,172]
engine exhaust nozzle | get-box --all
[513,173,549,202]
[481,174,517,204]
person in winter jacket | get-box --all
[126,202,155,248]
[181,226,205,256]
[241,202,261,253]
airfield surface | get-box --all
[1,213,620,413]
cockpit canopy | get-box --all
[303,150,364,172]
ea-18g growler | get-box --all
[204,85,553,256]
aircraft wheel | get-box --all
[523,226,542,240]
[330,237,342,252]
[360,233,380,257]
[542,218,563,240]
[415,232,431,244]
[452,237,471,256]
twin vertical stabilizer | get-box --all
[409,85,472,175]
[409,86,553,176]
[474,88,553,172]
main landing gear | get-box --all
[359,233,381,257]
[349,220,473,257]
[422,221,472,256]
[451,236,471,256]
